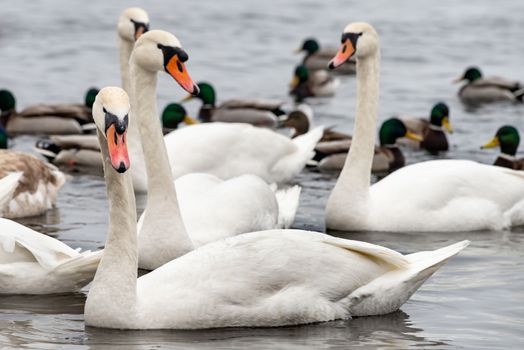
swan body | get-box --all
[0,89,98,135]
[0,150,66,218]
[0,218,101,294]
[326,22,524,232]
[163,122,323,184]
[139,173,301,247]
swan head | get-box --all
[481,125,520,156]
[453,67,482,83]
[430,102,453,133]
[118,7,150,42]
[379,118,422,146]
[92,87,131,173]
[162,103,198,130]
[328,22,378,69]
[132,30,199,95]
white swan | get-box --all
[0,150,65,218]
[325,22,524,232]
[0,217,101,294]
[85,86,469,330]
[130,31,301,269]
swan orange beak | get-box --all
[106,124,130,173]
[328,39,355,69]
[166,57,199,95]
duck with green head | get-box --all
[400,102,453,154]
[289,64,339,102]
[296,38,355,75]
[454,67,523,104]
[180,81,285,128]
[314,118,422,173]
[481,126,523,170]
[0,88,99,135]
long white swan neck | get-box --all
[119,36,133,93]
[85,132,138,327]
[130,61,194,269]
[119,36,146,191]
[341,52,380,194]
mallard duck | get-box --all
[0,141,65,218]
[85,90,467,330]
[296,37,356,75]
[0,88,98,135]
[289,65,339,102]
[314,118,421,173]
[280,106,351,141]
[481,126,523,170]
[400,102,453,153]
[325,22,524,232]
[454,67,524,103]
[181,82,285,127]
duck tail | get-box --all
[514,88,524,102]
[0,172,22,213]
[345,240,469,316]
[34,139,62,162]
[275,185,302,228]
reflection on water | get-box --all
[1,0,524,348]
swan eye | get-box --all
[103,107,107,114]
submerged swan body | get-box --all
[325,22,524,232]
[85,86,468,329]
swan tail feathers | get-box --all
[51,250,102,288]
[0,172,22,214]
[275,185,301,228]
[272,126,324,182]
[342,240,469,316]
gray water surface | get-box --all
[1,0,524,349]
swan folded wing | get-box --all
[320,235,409,269]
[0,219,79,269]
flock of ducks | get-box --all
[0,7,523,330]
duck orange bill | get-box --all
[328,39,355,69]
[106,124,130,173]
[166,57,198,95]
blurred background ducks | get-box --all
[0,89,98,135]
[296,37,355,75]
[289,64,339,102]
[482,126,523,170]
[455,66,524,104]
